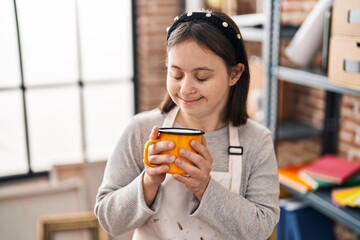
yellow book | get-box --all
[331,186,360,207]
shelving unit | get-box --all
[263,0,360,236]
[278,67,360,97]
[284,187,360,235]
[277,120,321,141]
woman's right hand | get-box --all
[142,126,175,206]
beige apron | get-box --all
[133,107,242,240]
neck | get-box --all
[176,112,227,132]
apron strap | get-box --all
[162,106,179,127]
[229,123,242,194]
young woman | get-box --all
[95,10,279,240]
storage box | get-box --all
[328,37,360,90]
[332,0,360,37]
[277,199,335,240]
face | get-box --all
[166,40,240,124]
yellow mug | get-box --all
[143,127,205,175]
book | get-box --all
[331,186,360,207]
[301,154,360,184]
[299,171,360,190]
[278,163,314,194]
[298,170,321,189]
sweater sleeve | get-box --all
[190,132,280,240]
[94,113,164,236]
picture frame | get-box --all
[37,211,108,240]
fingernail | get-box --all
[175,158,182,165]
[179,148,186,156]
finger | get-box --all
[174,157,200,176]
[201,136,207,146]
[178,145,211,171]
[173,173,192,185]
[177,149,212,181]
[178,148,201,167]
[190,139,212,163]
[149,126,160,140]
[149,140,175,155]
[148,154,176,165]
[145,164,169,176]
[173,173,209,195]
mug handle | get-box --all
[143,139,161,167]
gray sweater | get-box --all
[94,109,280,240]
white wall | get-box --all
[0,179,88,240]
[0,161,133,240]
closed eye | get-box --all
[172,75,183,80]
[196,77,208,81]
[195,70,211,82]
[196,74,210,81]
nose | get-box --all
[179,75,195,95]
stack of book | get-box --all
[278,154,360,195]
[332,186,360,207]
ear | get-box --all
[229,63,245,86]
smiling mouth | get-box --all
[179,96,202,103]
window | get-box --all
[0,0,134,179]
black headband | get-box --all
[166,11,244,63]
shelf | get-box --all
[277,121,321,141]
[233,13,265,42]
[277,66,360,96]
[282,186,360,234]
[240,27,263,42]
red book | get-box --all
[301,154,360,184]
[278,163,313,194]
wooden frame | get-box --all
[37,212,108,240]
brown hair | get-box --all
[160,10,250,126]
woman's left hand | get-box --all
[173,137,213,200]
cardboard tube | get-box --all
[285,0,333,67]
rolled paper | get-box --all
[285,0,333,67]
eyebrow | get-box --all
[170,65,214,72]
